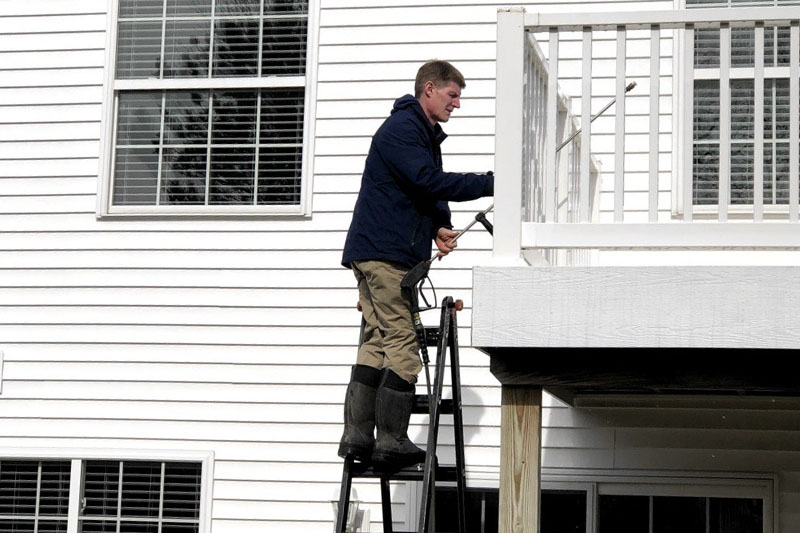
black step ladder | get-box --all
[335,296,467,533]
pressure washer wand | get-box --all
[433,80,637,249]
[557,81,636,153]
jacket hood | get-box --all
[391,94,419,114]
[391,94,447,145]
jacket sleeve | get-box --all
[432,201,452,239]
[374,121,494,202]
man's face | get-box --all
[421,81,462,125]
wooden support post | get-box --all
[499,386,542,533]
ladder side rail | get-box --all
[380,478,393,533]
[335,458,354,533]
[418,298,453,532]
[449,305,468,533]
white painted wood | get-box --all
[649,25,660,222]
[523,222,800,248]
[615,26,626,222]
[0,350,4,395]
[719,23,730,222]
[525,6,800,30]
[546,29,559,223]
[494,7,526,261]
[754,23,765,223]
[581,27,592,222]
[791,22,799,222]
[66,460,81,533]
[474,265,800,348]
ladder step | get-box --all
[346,461,459,482]
[413,394,454,415]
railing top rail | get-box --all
[524,6,800,30]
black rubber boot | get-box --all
[338,365,381,461]
[372,369,427,466]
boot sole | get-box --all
[338,443,372,462]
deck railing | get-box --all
[494,6,800,263]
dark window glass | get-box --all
[119,0,164,18]
[598,495,649,533]
[38,463,71,517]
[120,462,161,518]
[166,0,211,16]
[434,487,498,533]
[117,92,163,146]
[541,491,586,533]
[213,19,259,77]
[694,80,720,141]
[162,463,202,519]
[215,0,260,15]
[164,20,211,78]
[0,462,39,516]
[652,497,706,533]
[710,498,762,533]
[116,21,162,79]
[694,145,720,205]
[209,147,256,204]
[731,143,754,204]
[114,148,160,205]
[79,521,117,533]
[261,18,308,76]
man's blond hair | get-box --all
[414,60,466,98]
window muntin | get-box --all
[102,0,312,215]
[0,461,71,533]
[688,0,794,207]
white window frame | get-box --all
[96,0,319,218]
[0,448,214,533]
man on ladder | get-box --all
[338,60,495,467]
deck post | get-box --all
[499,385,542,533]
[494,7,526,262]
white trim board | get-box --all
[473,265,800,349]
[523,223,800,249]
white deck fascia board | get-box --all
[523,222,800,249]
[473,265,800,349]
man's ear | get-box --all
[423,80,435,98]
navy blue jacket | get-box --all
[342,95,494,268]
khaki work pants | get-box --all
[352,260,421,384]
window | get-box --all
[0,458,206,533]
[98,0,315,217]
[688,0,793,207]
[435,477,771,533]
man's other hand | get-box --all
[435,227,458,259]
